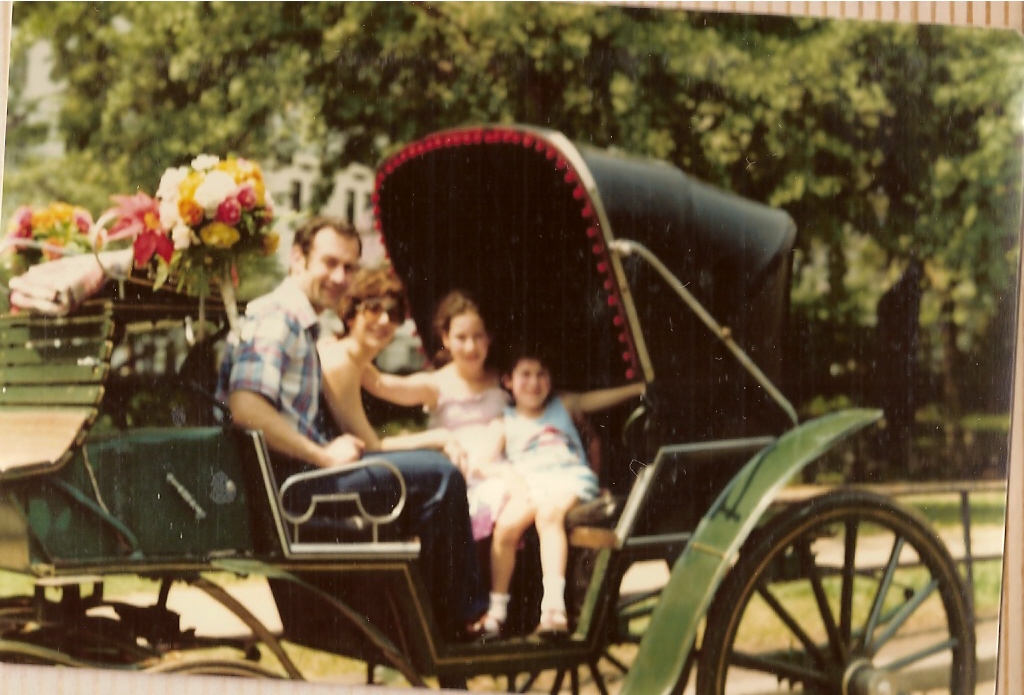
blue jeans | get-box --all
[276,450,487,638]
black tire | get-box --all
[696,490,975,694]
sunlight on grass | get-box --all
[724,521,1003,654]
[904,491,1007,529]
[732,579,946,656]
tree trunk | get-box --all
[939,295,964,476]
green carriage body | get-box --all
[0,124,973,692]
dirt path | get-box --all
[116,523,1004,692]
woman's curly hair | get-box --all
[338,267,408,330]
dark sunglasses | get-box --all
[358,297,405,324]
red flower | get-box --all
[216,197,242,226]
[236,184,257,210]
[133,229,174,266]
[73,210,92,235]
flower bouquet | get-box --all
[1,202,94,275]
[100,154,279,331]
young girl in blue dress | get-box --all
[481,347,645,638]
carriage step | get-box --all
[33,575,104,587]
[287,541,421,559]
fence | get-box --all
[775,478,1007,620]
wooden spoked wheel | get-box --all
[697,491,975,695]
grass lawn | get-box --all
[902,490,1007,529]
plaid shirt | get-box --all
[217,277,326,444]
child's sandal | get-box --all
[479,612,504,641]
[463,612,502,642]
[535,608,569,638]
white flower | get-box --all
[191,154,220,172]
[157,166,189,201]
[159,198,182,229]
[171,223,193,250]
[193,170,237,215]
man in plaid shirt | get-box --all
[218,216,488,641]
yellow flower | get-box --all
[262,232,280,256]
[31,210,53,231]
[178,198,204,227]
[49,202,75,222]
[200,222,240,249]
[179,171,203,201]
[143,211,162,232]
[252,179,266,206]
[217,158,243,182]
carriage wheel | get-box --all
[696,490,975,695]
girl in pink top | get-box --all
[360,290,512,541]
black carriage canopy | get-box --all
[374,125,796,438]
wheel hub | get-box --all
[842,658,897,695]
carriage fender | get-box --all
[620,407,882,695]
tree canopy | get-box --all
[5,3,1022,434]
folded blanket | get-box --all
[8,249,134,316]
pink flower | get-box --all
[105,193,162,243]
[236,184,257,210]
[216,197,242,226]
[8,206,33,239]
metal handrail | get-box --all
[277,457,408,544]
[609,238,799,427]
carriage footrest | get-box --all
[286,540,421,559]
[565,490,623,530]
[569,526,619,549]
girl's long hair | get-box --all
[431,289,488,368]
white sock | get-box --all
[540,575,566,613]
[488,592,511,621]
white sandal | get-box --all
[535,607,569,637]
[479,611,504,640]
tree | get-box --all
[7,3,320,203]
[5,3,1021,476]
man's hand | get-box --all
[322,434,365,466]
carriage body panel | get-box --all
[0,423,290,575]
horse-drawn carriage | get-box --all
[0,124,975,693]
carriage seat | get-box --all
[0,301,114,481]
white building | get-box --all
[11,40,65,162]
[263,153,383,270]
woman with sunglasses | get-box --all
[317,266,491,640]
[319,267,466,461]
